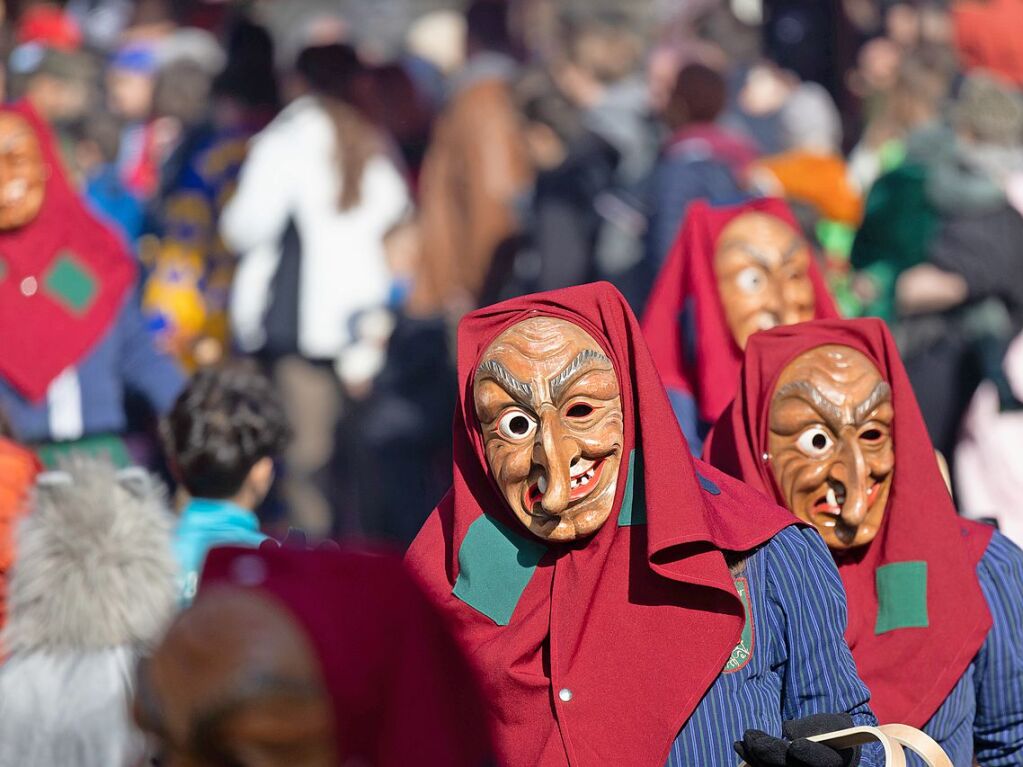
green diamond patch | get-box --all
[43,251,98,315]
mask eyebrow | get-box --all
[549,349,612,400]
[719,240,773,269]
[854,381,892,422]
[781,237,806,264]
[475,359,533,403]
[772,380,843,430]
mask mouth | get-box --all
[752,311,780,332]
[526,455,608,512]
[814,479,846,517]
[812,479,882,520]
[1,177,28,205]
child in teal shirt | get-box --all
[163,366,290,602]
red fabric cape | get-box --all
[705,318,993,727]
[0,101,135,402]
[199,545,492,767]
[642,198,839,426]
[406,282,796,766]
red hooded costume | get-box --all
[199,545,492,767]
[406,282,797,766]
[642,198,838,429]
[705,318,994,727]
[0,102,135,403]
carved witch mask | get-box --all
[714,211,816,350]
[473,316,625,542]
[767,344,894,549]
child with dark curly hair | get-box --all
[163,365,290,602]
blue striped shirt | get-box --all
[914,530,1023,767]
[668,525,881,766]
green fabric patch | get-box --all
[617,449,646,526]
[875,561,929,634]
[453,513,547,626]
[35,434,131,469]
[43,251,98,315]
[0,257,6,283]
[724,576,754,672]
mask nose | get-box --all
[533,408,578,515]
[829,436,870,529]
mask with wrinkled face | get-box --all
[714,212,816,349]
[0,113,45,230]
[473,317,625,542]
[767,344,895,550]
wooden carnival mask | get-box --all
[135,586,337,767]
[0,113,46,230]
[474,317,625,542]
[767,345,894,550]
[714,211,816,349]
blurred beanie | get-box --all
[778,81,843,153]
[16,6,82,51]
[953,73,1023,146]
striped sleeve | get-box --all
[973,530,1023,766]
[765,526,878,727]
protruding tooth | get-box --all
[826,487,838,509]
[538,475,548,494]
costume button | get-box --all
[558,688,573,702]
[20,276,37,296]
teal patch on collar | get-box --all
[875,561,929,634]
[617,449,646,526]
[453,513,547,626]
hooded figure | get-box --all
[137,544,492,767]
[0,460,178,767]
[706,318,1023,765]
[642,198,839,453]
[0,101,183,453]
[406,283,880,767]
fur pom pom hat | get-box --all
[1,459,178,655]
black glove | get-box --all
[734,713,861,767]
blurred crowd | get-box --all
[3,0,1023,762]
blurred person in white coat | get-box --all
[222,43,410,536]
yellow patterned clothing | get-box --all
[142,128,252,368]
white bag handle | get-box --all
[736,724,953,767]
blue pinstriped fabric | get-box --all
[918,530,1023,767]
[667,525,882,767]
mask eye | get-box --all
[566,403,593,418]
[736,266,766,294]
[498,410,537,440]
[861,428,884,442]
[796,427,833,457]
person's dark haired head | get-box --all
[295,42,363,102]
[212,17,279,110]
[664,63,727,130]
[164,366,290,500]
[466,0,513,55]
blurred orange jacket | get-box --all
[0,438,41,632]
